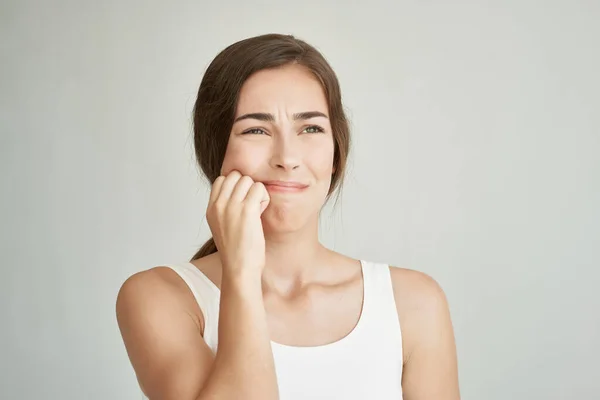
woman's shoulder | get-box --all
[386,264,453,358]
[117,265,189,302]
[360,257,445,297]
[334,252,446,303]
[118,253,221,300]
[115,262,209,329]
[388,265,447,306]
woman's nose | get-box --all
[270,136,301,171]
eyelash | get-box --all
[242,125,325,135]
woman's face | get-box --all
[221,64,335,232]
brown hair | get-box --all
[190,33,351,261]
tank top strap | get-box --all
[161,262,221,352]
[360,260,403,353]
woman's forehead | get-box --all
[236,65,328,116]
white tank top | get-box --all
[151,260,404,399]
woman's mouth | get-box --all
[262,180,309,193]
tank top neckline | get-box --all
[185,260,370,351]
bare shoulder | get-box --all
[388,266,449,312]
[115,266,211,398]
[389,266,460,398]
[389,266,460,397]
[388,266,455,361]
[116,266,204,336]
[116,267,195,317]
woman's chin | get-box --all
[261,206,312,234]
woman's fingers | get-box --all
[230,175,255,203]
[246,181,270,214]
[209,175,226,204]
[214,170,242,205]
[211,171,270,214]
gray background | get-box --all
[2,0,599,399]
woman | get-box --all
[116,33,460,400]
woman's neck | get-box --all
[261,221,330,294]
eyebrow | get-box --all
[233,111,329,123]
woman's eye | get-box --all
[304,125,325,134]
[242,128,266,135]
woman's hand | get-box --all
[206,170,271,277]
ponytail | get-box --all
[190,237,218,261]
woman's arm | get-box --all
[391,267,460,400]
[116,267,278,400]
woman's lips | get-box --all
[262,180,309,192]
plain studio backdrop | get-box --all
[1,1,599,399]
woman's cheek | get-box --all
[221,140,262,176]
[313,145,335,177]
